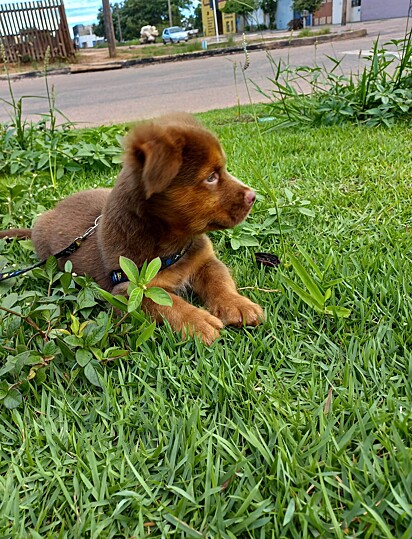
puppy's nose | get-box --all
[245,189,256,207]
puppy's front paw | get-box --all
[182,310,224,345]
[210,295,264,327]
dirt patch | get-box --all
[0,42,159,74]
[75,45,156,65]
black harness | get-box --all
[0,216,191,283]
[0,216,102,282]
[110,242,192,286]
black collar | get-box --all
[110,241,192,286]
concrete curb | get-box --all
[0,67,71,79]
[2,29,367,80]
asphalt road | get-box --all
[0,18,409,127]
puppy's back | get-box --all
[32,188,110,262]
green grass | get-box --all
[1,107,412,537]
[261,29,412,128]
[105,38,238,60]
[298,27,331,38]
[119,40,204,58]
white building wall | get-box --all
[245,7,270,28]
[78,34,96,48]
[332,0,361,25]
[332,0,342,24]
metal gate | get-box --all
[0,0,74,63]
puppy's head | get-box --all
[124,113,256,235]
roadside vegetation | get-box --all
[0,27,411,538]
[2,25,335,75]
[260,27,412,127]
[101,37,237,59]
[297,26,330,38]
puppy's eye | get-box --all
[205,172,219,184]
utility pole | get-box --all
[341,0,347,26]
[167,0,173,26]
[212,0,220,42]
[102,0,117,58]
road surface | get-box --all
[0,18,409,127]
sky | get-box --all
[64,0,101,28]
[0,0,101,32]
[63,0,200,28]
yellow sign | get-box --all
[201,0,236,37]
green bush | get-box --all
[298,27,330,38]
[259,30,412,127]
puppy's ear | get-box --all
[137,133,184,199]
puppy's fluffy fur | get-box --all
[0,114,263,343]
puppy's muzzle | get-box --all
[244,189,256,208]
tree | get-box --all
[259,0,277,28]
[192,3,202,31]
[120,0,170,41]
[292,0,323,14]
[182,2,202,31]
[93,3,122,41]
[221,0,258,28]
[93,0,192,42]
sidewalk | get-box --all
[2,17,409,80]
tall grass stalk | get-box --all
[0,53,122,185]
[235,36,287,259]
[257,27,412,127]
[43,47,57,136]
[0,42,28,148]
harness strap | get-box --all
[0,216,101,282]
[110,241,193,286]
[0,215,193,285]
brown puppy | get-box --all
[0,113,263,343]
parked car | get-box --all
[162,26,189,44]
[185,26,199,39]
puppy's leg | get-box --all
[143,294,223,345]
[112,283,223,344]
[192,257,264,327]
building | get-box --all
[360,0,411,21]
[302,0,411,26]
[202,0,296,35]
[201,0,236,37]
[73,24,103,49]
[276,0,294,30]
[202,0,412,35]
[326,0,410,26]
[313,0,333,25]
[330,0,360,24]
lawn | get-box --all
[0,106,411,538]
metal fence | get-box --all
[0,0,74,63]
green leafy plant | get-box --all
[0,120,124,178]
[0,53,124,183]
[0,255,172,409]
[282,248,351,318]
[221,187,315,250]
[97,256,172,315]
[292,0,323,13]
[258,29,412,127]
